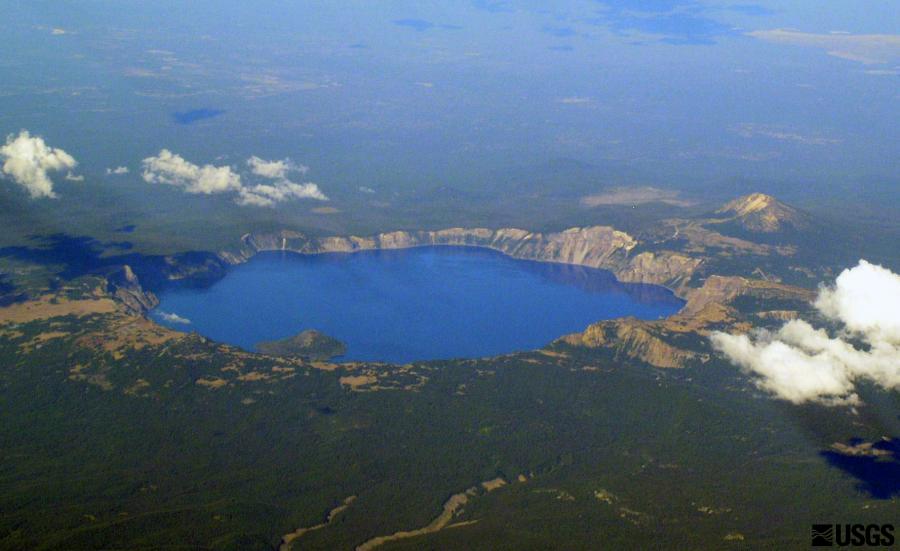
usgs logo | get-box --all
[812,524,895,547]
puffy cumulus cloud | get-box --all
[816,261,900,343]
[141,151,326,206]
[711,261,900,406]
[748,29,900,65]
[106,166,129,175]
[142,149,241,194]
[237,181,326,207]
[247,156,307,180]
[239,155,326,207]
[0,130,78,199]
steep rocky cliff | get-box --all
[221,226,703,296]
[561,318,700,368]
[558,275,815,368]
[106,265,159,316]
[679,275,814,318]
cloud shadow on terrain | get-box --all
[821,438,900,499]
[0,234,225,291]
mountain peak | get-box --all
[716,193,808,233]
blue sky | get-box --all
[0,0,897,202]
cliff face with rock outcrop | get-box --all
[559,274,815,368]
[220,227,703,296]
[562,318,701,368]
[106,265,159,316]
[679,275,814,318]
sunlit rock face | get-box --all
[715,193,809,233]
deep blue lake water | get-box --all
[154,247,683,363]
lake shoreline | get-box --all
[154,246,684,364]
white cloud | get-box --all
[106,166,129,175]
[815,261,900,343]
[359,186,376,194]
[64,172,84,182]
[157,311,191,324]
[0,130,78,198]
[246,156,308,180]
[748,29,900,65]
[240,156,326,206]
[142,149,241,194]
[237,181,326,207]
[712,260,900,406]
[141,151,326,206]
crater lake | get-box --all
[154,247,684,363]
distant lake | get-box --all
[155,247,683,363]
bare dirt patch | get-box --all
[481,478,507,491]
[339,374,378,389]
[581,187,693,207]
[0,296,117,324]
[237,371,271,382]
[356,477,508,550]
[196,378,228,389]
[280,496,356,551]
[356,491,472,551]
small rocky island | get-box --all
[256,329,346,360]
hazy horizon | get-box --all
[2,0,897,208]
